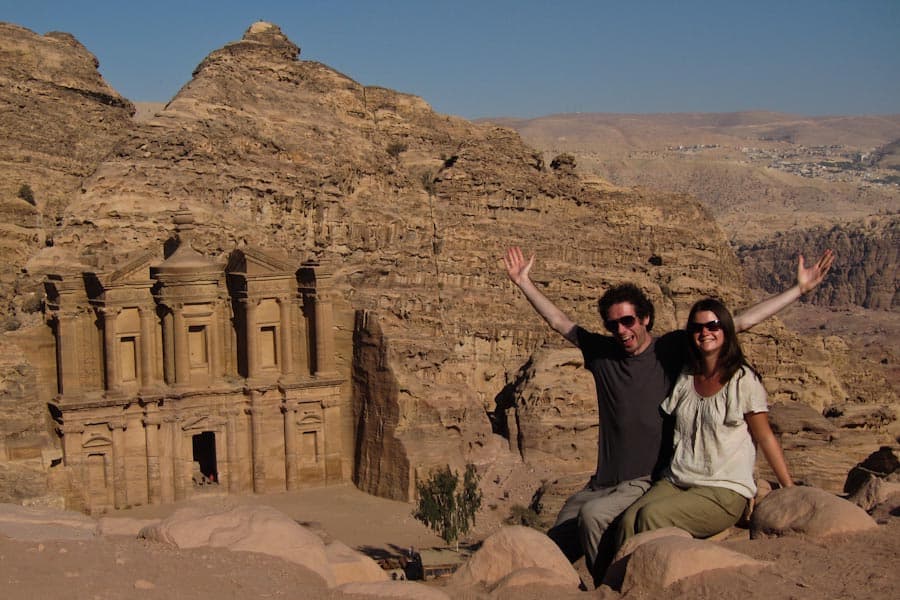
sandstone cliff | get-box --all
[1,22,893,509]
[738,215,898,310]
[0,23,134,317]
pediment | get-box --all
[227,247,298,277]
[107,249,157,285]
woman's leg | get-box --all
[634,484,747,538]
[615,479,683,548]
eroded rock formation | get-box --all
[1,21,895,512]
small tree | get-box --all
[17,183,35,206]
[413,464,482,550]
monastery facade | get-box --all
[44,211,344,513]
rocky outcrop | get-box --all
[449,525,581,591]
[0,22,134,315]
[609,532,769,593]
[1,21,886,509]
[738,215,899,310]
[749,486,878,539]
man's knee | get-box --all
[577,499,617,531]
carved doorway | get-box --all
[191,431,218,484]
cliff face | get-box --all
[738,216,899,310]
[0,23,134,316]
[2,22,891,507]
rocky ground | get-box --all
[1,484,898,599]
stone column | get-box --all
[322,392,343,484]
[278,297,295,378]
[312,292,337,376]
[249,390,265,493]
[171,417,186,501]
[110,419,128,509]
[159,416,175,504]
[283,403,298,490]
[172,304,189,386]
[161,310,175,385]
[209,303,222,380]
[60,422,84,468]
[102,307,121,393]
[225,409,240,493]
[138,306,156,390]
[144,409,162,505]
[245,299,259,380]
[54,311,82,397]
[295,300,310,376]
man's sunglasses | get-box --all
[687,320,723,334]
[603,315,639,332]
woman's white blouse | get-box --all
[661,367,769,499]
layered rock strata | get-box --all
[1,22,892,510]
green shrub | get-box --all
[17,183,35,206]
[505,504,542,529]
[413,464,482,549]
[386,141,407,158]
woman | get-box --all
[615,298,793,546]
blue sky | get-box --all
[4,0,900,118]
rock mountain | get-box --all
[0,22,895,510]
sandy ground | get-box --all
[2,483,898,599]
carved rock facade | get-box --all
[43,212,343,513]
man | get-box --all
[503,246,834,584]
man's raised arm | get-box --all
[503,247,579,345]
[734,249,835,332]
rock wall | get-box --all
[738,215,898,310]
[0,23,134,316]
[1,21,890,507]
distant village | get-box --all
[663,142,900,189]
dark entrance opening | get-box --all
[192,431,218,484]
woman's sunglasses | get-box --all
[604,315,638,332]
[687,320,723,334]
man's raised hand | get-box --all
[503,246,535,287]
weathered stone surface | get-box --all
[617,534,769,593]
[450,525,580,590]
[491,566,583,592]
[325,540,390,585]
[0,22,134,316]
[844,446,900,495]
[337,581,451,600]
[139,504,335,586]
[0,503,98,540]
[750,486,878,539]
[602,526,693,589]
[97,517,160,537]
[0,20,883,511]
[739,216,899,310]
[768,400,836,435]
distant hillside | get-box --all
[740,216,898,310]
[489,111,900,246]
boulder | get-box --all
[491,566,583,592]
[98,517,160,537]
[843,446,900,496]
[846,474,900,515]
[337,581,451,600]
[750,486,878,539]
[0,503,97,540]
[617,535,769,593]
[139,504,335,586]
[449,525,580,590]
[325,540,390,585]
[603,527,692,589]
